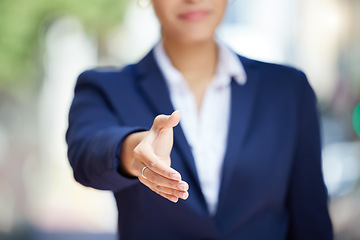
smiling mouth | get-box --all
[178,10,209,21]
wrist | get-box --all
[119,131,147,177]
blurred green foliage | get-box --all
[0,0,129,90]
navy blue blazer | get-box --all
[66,49,333,240]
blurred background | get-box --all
[0,0,359,239]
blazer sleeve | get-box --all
[286,71,334,239]
[66,70,144,192]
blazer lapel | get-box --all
[217,56,260,213]
[135,50,203,193]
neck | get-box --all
[162,37,218,112]
[162,38,218,84]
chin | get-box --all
[177,31,215,44]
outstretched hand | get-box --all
[122,110,189,203]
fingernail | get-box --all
[180,192,188,199]
[170,196,178,202]
[177,182,187,191]
[171,173,181,181]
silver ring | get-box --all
[141,166,148,179]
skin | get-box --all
[120,0,228,203]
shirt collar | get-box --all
[215,39,247,86]
[153,40,247,89]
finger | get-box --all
[139,176,189,200]
[133,144,181,181]
[152,188,179,203]
[167,110,180,128]
[140,166,189,192]
[155,185,189,200]
[139,177,178,202]
[151,110,180,131]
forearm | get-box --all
[119,131,148,177]
[67,126,145,191]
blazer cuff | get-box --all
[82,126,147,192]
[114,128,146,180]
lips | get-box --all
[179,10,209,21]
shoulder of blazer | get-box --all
[237,54,310,92]
[74,64,138,94]
[75,48,157,90]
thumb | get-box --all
[151,110,180,131]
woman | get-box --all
[66,0,333,239]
